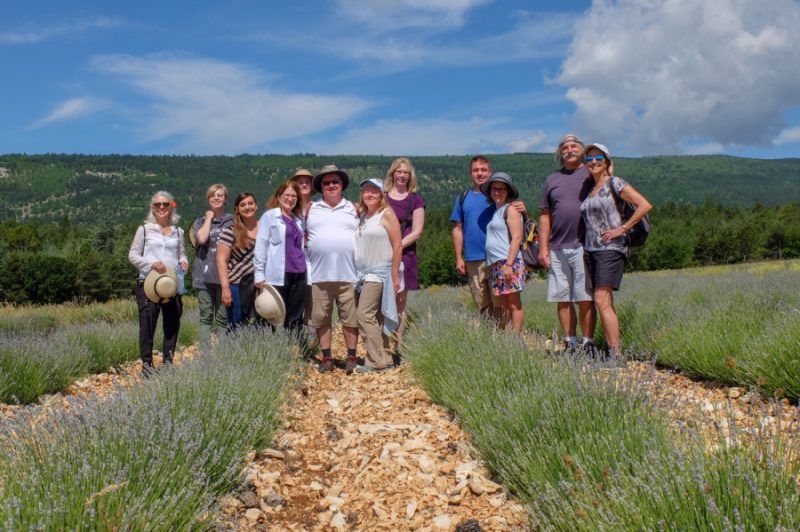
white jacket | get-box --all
[253,208,305,286]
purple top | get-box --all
[283,214,306,273]
[538,166,593,250]
[387,192,426,290]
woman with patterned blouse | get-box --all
[217,192,258,328]
[580,143,652,358]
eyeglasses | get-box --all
[584,155,606,162]
[490,187,508,193]
[321,180,341,187]
[281,193,298,200]
[152,202,171,208]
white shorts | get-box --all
[547,247,593,303]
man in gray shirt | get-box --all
[538,134,596,353]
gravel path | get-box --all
[214,358,529,531]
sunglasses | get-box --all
[584,155,606,162]
[152,202,172,208]
[321,180,341,187]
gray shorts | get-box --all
[547,247,593,303]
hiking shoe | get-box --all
[318,358,334,373]
[345,356,358,375]
[391,351,404,367]
[563,340,578,355]
[354,364,392,374]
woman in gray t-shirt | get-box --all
[580,143,652,358]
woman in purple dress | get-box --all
[384,157,425,360]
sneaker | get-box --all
[354,364,392,374]
[563,340,578,355]
[318,358,334,373]
[581,342,596,358]
[345,356,358,375]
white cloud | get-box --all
[90,54,371,154]
[271,10,574,74]
[556,0,800,155]
[335,0,492,30]
[0,17,121,45]
[29,97,104,129]
[315,117,550,155]
[774,126,800,145]
[509,131,549,153]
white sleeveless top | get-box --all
[354,209,392,283]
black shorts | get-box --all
[585,250,627,291]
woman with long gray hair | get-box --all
[128,191,188,374]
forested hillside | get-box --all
[1,153,797,223]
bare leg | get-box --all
[342,325,358,350]
[394,289,408,349]
[317,325,332,351]
[578,300,596,341]
[557,302,577,337]
[508,293,523,332]
[593,288,619,350]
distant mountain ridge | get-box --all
[1,153,798,223]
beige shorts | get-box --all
[310,282,358,329]
[465,260,501,313]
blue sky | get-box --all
[3,0,800,158]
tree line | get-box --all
[1,201,798,305]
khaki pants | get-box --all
[357,281,393,369]
[465,260,500,314]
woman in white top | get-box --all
[353,178,402,373]
[482,172,525,332]
[254,181,308,334]
[128,191,189,371]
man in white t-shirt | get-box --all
[306,164,360,373]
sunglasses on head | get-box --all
[584,155,606,162]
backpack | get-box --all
[504,207,544,272]
[608,176,650,247]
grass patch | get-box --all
[0,309,199,404]
[519,260,800,398]
[0,327,298,529]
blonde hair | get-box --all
[358,183,388,214]
[206,183,228,199]
[267,181,305,217]
[384,157,417,193]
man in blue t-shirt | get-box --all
[450,156,500,316]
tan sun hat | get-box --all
[290,168,314,181]
[255,284,286,326]
[143,267,178,304]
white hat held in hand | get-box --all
[143,267,178,304]
[255,284,286,326]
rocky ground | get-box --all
[2,334,798,531]
[214,361,529,531]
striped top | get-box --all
[218,226,255,284]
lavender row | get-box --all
[0,327,297,530]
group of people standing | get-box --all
[451,134,651,358]
[128,134,651,373]
[128,158,425,374]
